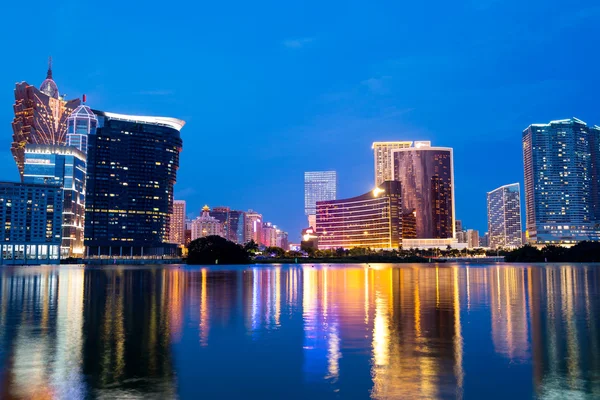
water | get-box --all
[0,264,598,399]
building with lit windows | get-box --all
[316,180,402,250]
[211,206,246,244]
[84,110,184,258]
[245,210,262,244]
[169,200,186,245]
[523,118,600,244]
[191,206,224,240]
[23,145,87,258]
[261,222,278,247]
[372,141,412,186]
[392,142,455,247]
[66,98,97,152]
[487,183,522,249]
[0,182,62,265]
[11,58,81,178]
[466,229,479,249]
[276,228,289,250]
[304,171,337,228]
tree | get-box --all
[504,245,543,262]
[188,235,250,265]
[541,245,568,262]
[244,240,259,254]
[568,241,600,262]
[265,246,285,258]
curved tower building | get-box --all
[11,58,81,178]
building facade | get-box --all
[316,180,402,250]
[523,118,600,244]
[84,110,184,258]
[261,222,278,247]
[23,145,87,258]
[487,183,523,249]
[466,229,479,249]
[244,210,263,244]
[276,228,289,250]
[372,141,413,186]
[211,207,246,244]
[66,100,97,152]
[304,171,337,228]
[11,59,81,178]
[169,200,186,245]
[0,182,63,265]
[392,142,455,239]
[191,206,224,240]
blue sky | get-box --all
[1,0,599,240]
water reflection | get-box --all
[0,264,598,399]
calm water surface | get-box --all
[0,264,598,399]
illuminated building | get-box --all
[402,209,417,239]
[301,227,319,250]
[523,118,600,244]
[211,206,246,244]
[0,182,62,265]
[191,206,224,240]
[392,142,455,246]
[84,110,184,258]
[479,232,490,247]
[372,141,413,186]
[487,183,522,249]
[304,171,337,228]
[316,180,402,250]
[66,98,97,153]
[466,229,479,249]
[169,200,186,245]
[11,58,81,178]
[244,210,262,244]
[23,145,87,258]
[261,222,278,247]
[276,227,288,249]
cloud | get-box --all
[361,76,392,94]
[282,37,314,49]
[137,90,174,96]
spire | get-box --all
[47,56,53,79]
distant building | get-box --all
[245,210,262,244]
[316,181,402,250]
[84,110,184,258]
[23,145,87,258]
[0,182,63,265]
[487,183,522,249]
[261,222,278,247]
[523,118,600,244]
[169,200,186,245]
[392,142,454,240]
[479,232,490,248]
[276,228,289,250]
[304,171,337,228]
[301,227,319,250]
[456,230,467,244]
[191,206,224,240]
[11,58,81,179]
[372,141,413,186]
[466,229,479,249]
[211,206,246,244]
[184,218,193,246]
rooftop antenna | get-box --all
[83,94,87,104]
[47,56,53,79]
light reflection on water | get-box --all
[0,264,598,399]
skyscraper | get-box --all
[245,210,263,244]
[191,206,224,240]
[372,141,413,186]
[24,145,87,258]
[261,222,278,247]
[316,181,402,250]
[11,58,81,178]
[66,98,97,153]
[84,110,184,258]
[304,171,337,228]
[523,118,600,244]
[466,229,479,249]
[169,200,186,245]
[392,142,454,244]
[487,183,522,249]
[211,206,246,244]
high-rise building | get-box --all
[84,111,184,258]
[276,228,289,250]
[11,58,81,179]
[23,145,87,258]
[66,99,97,153]
[372,141,413,186]
[245,210,262,244]
[316,181,402,250]
[169,200,186,245]
[487,183,523,249]
[0,182,63,265]
[211,206,246,244]
[191,206,224,240]
[466,229,479,249]
[479,232,490,248]
[392,142,454,240]
[523,118,600,244]
[304,171,337,228]
[261,222,278,247]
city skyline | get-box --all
[1,1,599,240]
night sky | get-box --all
[1,1,599,241]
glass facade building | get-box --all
[304,171,337,228]
[66,102,97,153]
[487,183,522,249]
[392,143,454,239]
[84,110,184,258]
[211,207,246,244]
[523,118,600,244]
[372,141,413,186]
[0,181,62,265]
[316,181,402,250]
[24,145,87,258]
[11,59,80,178]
